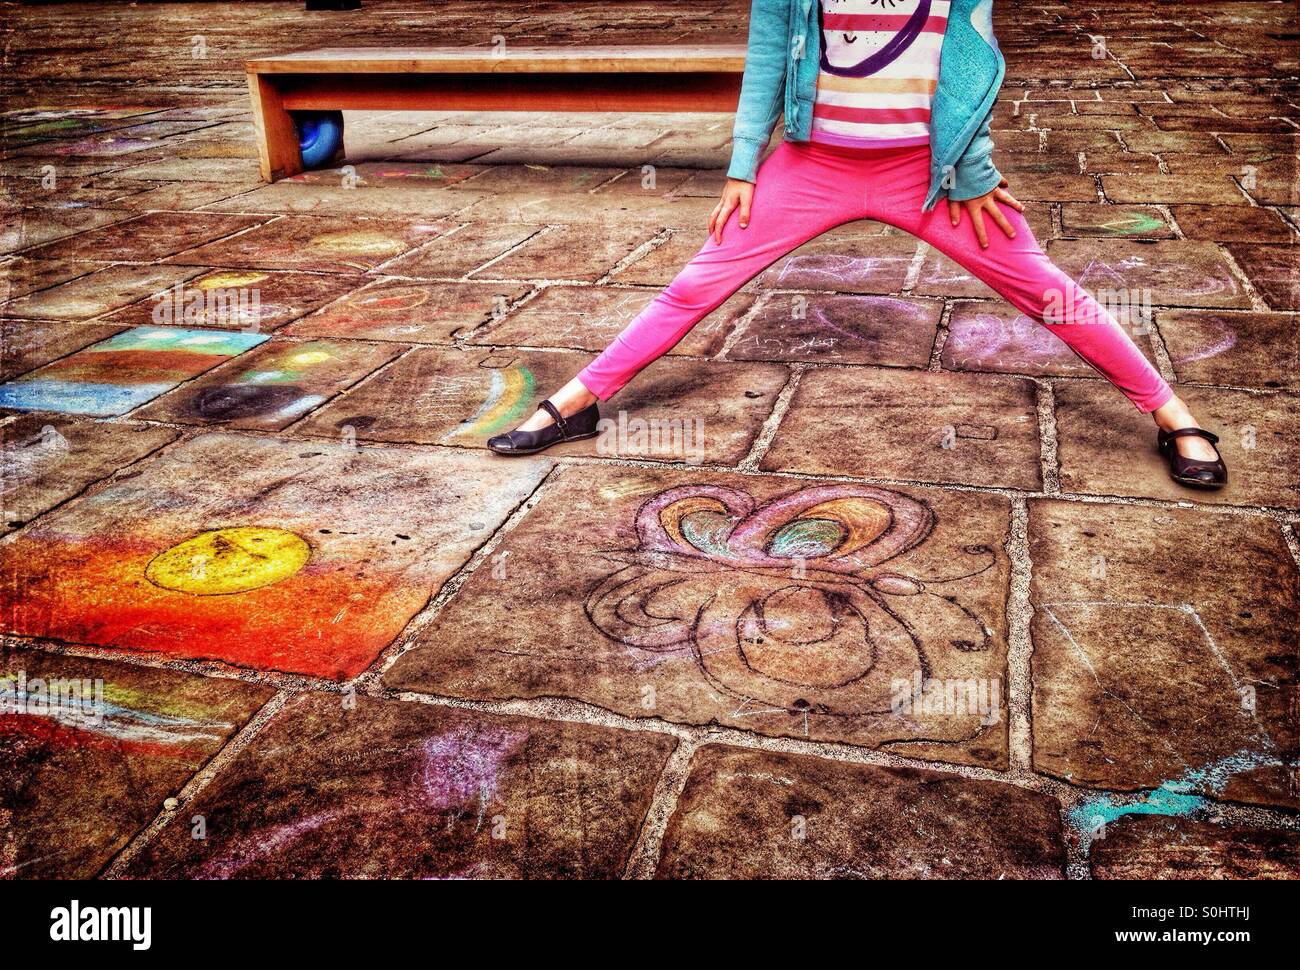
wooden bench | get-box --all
[245,45,747,182]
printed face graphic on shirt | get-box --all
[819,0,934,78]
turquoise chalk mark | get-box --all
[1068,783,1206,831]
[1068,749,1282,844]
[768,518,847,560]
[92,327,267,356]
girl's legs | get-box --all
[858,144,1216,460]
[511,140,858,431]
[863,146,1173,411]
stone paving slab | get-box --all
[19,211,265,263]
[1225,243,1300,312]
[467,284,741,358]
[467,224,657,282]
[122,692,675,879]
[0,258,102,302]
[912,247,999,299]
[1028,499,1298,810]
[1006,175,1099,204]
[1173,205,1298,244]
[762,367,1042,491]
[608,228,725,286]
[0,433,549,679]
[281,161,482,189]
[756,232,918,294]
[100,268,363,333]
[377,221,545,279]
[295,345,785,465]
[1053,379,1300,509]
[1047,239,1252,309]
[131,337,404,431]
[164,217,449,274]
[0,264,200,320]
[4,178,144,209]
[4,159,121,180]
[724,294,940,366]
[0,326,268,417]
[943,300,1157,378]
[0,645,273,879]
[480,143,727,172]
[1090,817,1300,880]
[1101,174,1247,205]
[451,191,716,231]
[592,167,703,196]
[385,464,1011,766]
[0,319,125,381]
[1059,204,1174,240]
[0,207,132,256]
[283,279,532,344]
[1157,310,1299,391]
[109,157,262,183]
[200,183,488,219]
[655,745,1064,879]
[97,179,257,212]
[1,415,177,530]
[413,160,605,192]
[1079,155,1163,176]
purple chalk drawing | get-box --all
[416,722,526,823]
[947,311,1073,368]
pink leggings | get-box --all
[578,140,1173,413]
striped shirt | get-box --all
[810,0,950,148]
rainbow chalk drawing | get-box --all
[0,670,236,759]
[441,365,535,443]
[0,327,267,416]
[585,483,997,727]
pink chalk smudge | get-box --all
[416,722,526,829]
[190,808,342,879]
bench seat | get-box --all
[245,44,747,182]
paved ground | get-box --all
[1,1,1297,880]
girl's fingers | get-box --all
[707,204,718,237]
[996,188,1025,212]
[738,195,752,229]
[968,202,990,248]
[948,198,962,227]
[714,199,737,244]
[986,200,1017,239]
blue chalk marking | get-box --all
[0,379,175,417]
[1068,749,1283,852]
[92,327,268,356]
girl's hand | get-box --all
[709,178,755,244]
[947,177,1024,249]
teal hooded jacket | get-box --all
[727,0,1006,211]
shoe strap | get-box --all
[1166,427,1219,445]
[538,399,567,436]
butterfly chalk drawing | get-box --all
[584,483,995,723]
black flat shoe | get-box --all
[487,399,600,456]
[1157,427,1227,490]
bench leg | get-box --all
[247,73,304,183]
